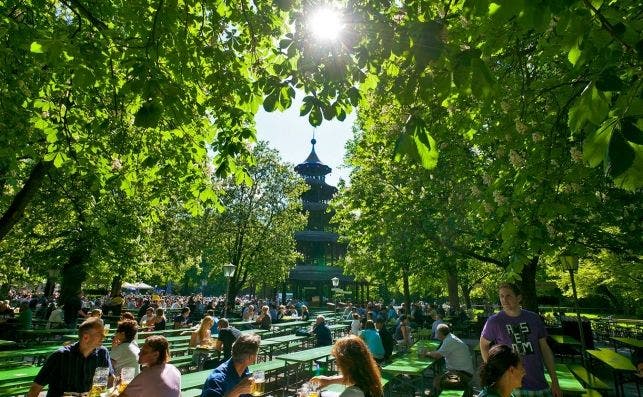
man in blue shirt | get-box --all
[312,315,332,347]
[28,318,113,397]
[201,334,261,397]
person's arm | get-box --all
[310,374,344,388]
[479,335,492,363]
[26,383,43,397]
[189,332,198,348]
[401,325,410,343]
[539,337,562,397]
[224,376,252,397]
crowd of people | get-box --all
[5,282,572,397]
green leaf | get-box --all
[621,117,643,144]
[30,42,44,53]
[568,43,581,66]
[393,133,416,161]
[300,96,314,116]
[347,87,361,107]
[607,131,635,177]
[595,68,624,92]
[134,100,163,128]
[309,105,322,126]
[413,133,438,169]
[263,92,278,112]
[583,118,615,167]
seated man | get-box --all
[375,318,395,361]
[201,334,261,397]
[312,315,333,347]
[213,318,242,362]
[27,318,114,397]
[173,307,191,329]
[421,324,474,396]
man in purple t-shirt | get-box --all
[480,283,561,397]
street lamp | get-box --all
[222,263,236,318]
[331,277,339,311]
[560,255,587,369]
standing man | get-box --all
[201,334,260,397]
[422,324,474,396]
[480,283,561,397]
[27,318,114,397]
[63,291,86,329]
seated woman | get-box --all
[190,316,214,347]
[359,320,385,362]
[151,308,167,331]
[300,305,311,321]
[394,314,412,349]
[310,335,383,397]
[111,319,140,377]
[120,336,181,397]
[190,316,215,369]
[478,344,525,397]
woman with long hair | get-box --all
[311,335,383,397]
[478,344,525,397]
[120,335,181,397]
[190,316,214,347]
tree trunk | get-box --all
[110,275,122,297]
[461,285,472,309]
[446,264,460,309]
[59,242,90,305]
[0,161,51,242]
[402,266,411,315]
[520,256,539,313]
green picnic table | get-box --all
[138,328,191,338]
[0,365,40,385]
[180,360,287,392]
[544,363,585,395]
[260,335,309,359]
[549,335,581,347]
[275,345,334,389]
[0,345,60,363]
[380,351,437,394]
[0,340,17,348]
[587,348,635,397]
[610,336,643,352]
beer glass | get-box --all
[251,370,265,396]
[103,324,111,337]
[118,367,136,393]
[307,380,319,397]
[89,367,109,396]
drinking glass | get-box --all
[90,367,109,396]
[103,324,111,336]
[118,367,136,393]
[251,370,265,396]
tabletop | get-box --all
[0,340,17,348]
[275,345,333,363]
[264,335,308,344]
[544,363,585,394]
[380,354,436,375]
[611,336,643,349]
[0,365,40,383]
[587,348,636,371]
[550,334,581,346]
[0,345,59,361]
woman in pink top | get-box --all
[120,335,181,397]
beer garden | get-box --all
[0,0,641,396]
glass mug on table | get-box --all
[117,367,136,394]
[89,367,109,397]
[250,370,265,396]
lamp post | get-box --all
[560,255,587,369]
[331,277,339,311]
[222,263,236,318]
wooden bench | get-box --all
[568,363,611,391]
[171,355,195,370]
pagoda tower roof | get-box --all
[295,139,332,176]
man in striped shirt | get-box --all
[27,317,114,397]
